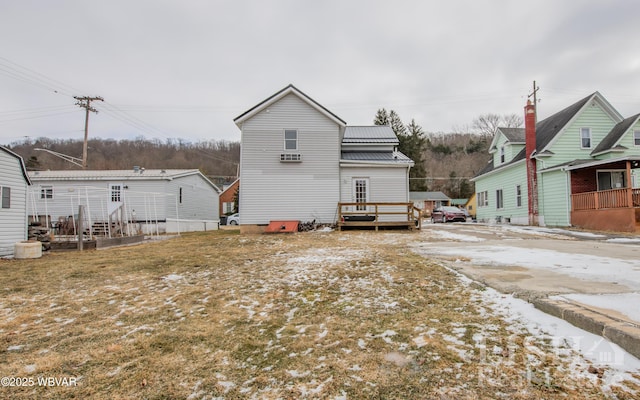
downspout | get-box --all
[565,167,571,227]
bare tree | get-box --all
[472,113,523,138]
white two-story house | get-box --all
[233,84,414,232]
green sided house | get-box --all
[472,92,640,232]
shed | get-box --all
[0,146,31,257]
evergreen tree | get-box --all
[389,110,407,137]
[373,108,389,125]
[404,119,428,191]
[373,110,428,191]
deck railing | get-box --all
[571,188,640,211]
[337,202,422,230]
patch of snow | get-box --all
[24,364,36,373]
[162,273,183,281]
[428,245,640,291]
[430,230,485,242]
[551,293,640,322]
[287,370,310,378]
[7,345,24,351]
[607,237,640,244]
[476,283,640,385]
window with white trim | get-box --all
[223,201,234,214]
[284,129,298,150]
[40,185,53,199]
[580,127,592,149]
[477,191,488,207]
[1,186,10,208]
[496,189,504,209]
[634,130,640,146]
[500,146,505,163]
[515,185,522,207]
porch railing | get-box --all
[337,202,422,230]
[571,188,640,211]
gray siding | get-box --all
[0,152,28,257]
[239,93,341,224]
[166,174,218,220]
[28,175,218,224]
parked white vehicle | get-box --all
[227,213,239,225]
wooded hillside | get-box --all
[8,137,240,187]
[6,133,491,198]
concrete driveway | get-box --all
[411,222,640,359]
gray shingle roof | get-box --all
[475,93,597,178]
[498,127,525,143]
[342,126,399,144]
[591,113,640,155]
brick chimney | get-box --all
[525,100,538,225]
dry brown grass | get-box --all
[0,230,635,399]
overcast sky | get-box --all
[1,0,639,147]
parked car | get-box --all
[227,213,239,225]
[431,206,467,223]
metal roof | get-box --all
[341,151,412,163]
[28,169,201,180]
[342,126,399,144]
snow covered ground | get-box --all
[412,223,640,388]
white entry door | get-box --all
[352,178,369,211]
[108,183,124,214]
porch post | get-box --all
[626,161,633,208]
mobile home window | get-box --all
[634,130,640,146]
[496,189,504,209]
[40,186,53,199]
[284,129,298,150]
[179,187,183,204]
[1,187,10,208]
[515,185,522,207]
[110,185,122,202]
[580,127,592,149]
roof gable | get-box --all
[1,145,31,185]
[489,127,525,153]
[234,84,347,128]
[591,113,640,156]
[537,92,623,154]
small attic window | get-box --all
[500,146,505,163]
[634,130,640,146]
[284,129,298,150]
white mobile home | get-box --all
[28,168,221,234]
[0,146,31,257]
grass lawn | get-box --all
[0,230,637,399]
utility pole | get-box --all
[74,96,103,169]
[527,81,540,122]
